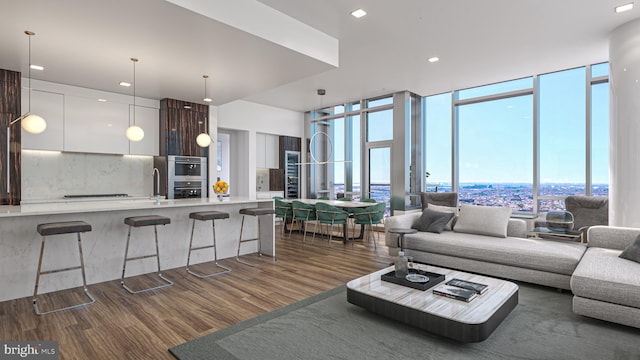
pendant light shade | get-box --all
[22,114,46,134]
[196,74,212,148]
[126,57,144,142]
[196,133,211,147]
[125,125,144,142]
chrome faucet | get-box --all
[152,167,160,200]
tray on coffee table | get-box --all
[381,269,445,291]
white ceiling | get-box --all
[1,0,638,113]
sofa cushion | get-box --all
[427,204,458,230]
[402,231,586,275]
[571,247,640,309]
[453,205,512,238]
[619,234,640,264]
[411,208,455,233]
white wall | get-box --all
[217,100,305,199]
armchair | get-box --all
[565,195,608,242]
[420,192,458,210]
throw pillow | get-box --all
[412,208,456,233]
[427,204,458,231]
[619,234,640,264]
[453,204,512,238]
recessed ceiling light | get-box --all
[616,2,634,12]
[119,81,131,87]
[98,98,107,102]
[428,57,439,63]
[351,9,367,18]
[30,64,44,71]
[203,97,212,102]
[184,105,192,109]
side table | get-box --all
[388,228,417,251]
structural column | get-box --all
[609,18,640,227]
[0,69,21,205]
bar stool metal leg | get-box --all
[236,215,261,267]
[236,207,274,266]
[121,224,173,294]
[33,232,95,315]
[186,218,231,278]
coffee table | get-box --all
[346,263,518,343]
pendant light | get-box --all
[11,31,47,134]
[7,30,47,196]
[125,57,144,142]
[196,75,212,148]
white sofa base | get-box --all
[573,296,640,329]
[402,249,573,290]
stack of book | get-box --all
[432,278,488,302]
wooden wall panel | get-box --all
[269,168,285,191]
[160,98,209,157]
[0,69,21,205]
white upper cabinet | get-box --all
[266,134,279,168]
[21,89,64,151]
[64,95,130,154]
[128,105,159,156]
[256,132,279,169]
[21,79,159,155]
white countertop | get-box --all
[0,197,273,218]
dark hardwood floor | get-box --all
[0,227,392,360]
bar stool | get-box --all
[237,207,275,266]
[186,210,231,278]
[121,215,173,294]
[33,221,95,315]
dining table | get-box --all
[280,198,376,243]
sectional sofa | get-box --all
[571,225,640,328]
[384,205,640,328]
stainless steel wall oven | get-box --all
[167,156,207,199]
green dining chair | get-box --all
[317,196,330,200]
[351,202,386,249]
[314,202,350,244]
[360,198,377,203]
[274,198,293,236]
[290,201,317,243]
[337,197,352,201]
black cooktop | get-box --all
[63,194,130,198]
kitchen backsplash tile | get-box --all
[21,151,153,201]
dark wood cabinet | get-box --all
[0,69,21,205]
[160,98,209,157]
[269,168,285,191]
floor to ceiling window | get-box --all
[423,92,452,192]
[309,101,363,200]
[421,63,609,213]
[537,67,586,211]
[456,86,534,211]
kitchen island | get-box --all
[0,197,274,302]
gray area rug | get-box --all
[169,283,640,360]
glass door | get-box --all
[285,150,300,198]
[367,144,391,217]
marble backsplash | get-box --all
[21,150,154,202]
